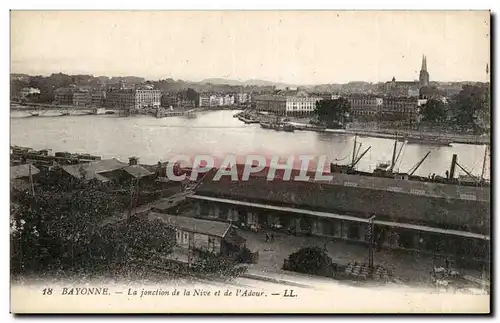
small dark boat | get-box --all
[404,138,452,147]
[260,122,272,129]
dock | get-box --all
[154,108,197,119]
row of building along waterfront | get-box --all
[25,55,446,122]
[51,83,430,123]
[51,85,252,112]
[22,82,432,123]
[253,90,429,123]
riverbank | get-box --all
[344,128,489,145]
[279,116,489,146]
[238,111,490,146]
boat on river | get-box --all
[330,135,490,190]
[403,137,452,147]
[260,121,295,132]
[238,115,259,124]
[260,122,272,129]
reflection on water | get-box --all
[10,110,489,179]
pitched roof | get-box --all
[123,165,154,179]
[194,169,490,234]
[147,212,232,238]
[10,164,40,179]
[151,192,194,212]
[61,158,127,181]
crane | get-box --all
[352,146,372,169]
[407,151,431,176]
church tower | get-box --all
[419,55,430,87]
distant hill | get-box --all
[199,78,293,89]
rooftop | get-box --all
[123,165,154,179]
[61,158,127,181]
[10,164,40,179]
[147,212,232,238]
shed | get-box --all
[147,212,245,255]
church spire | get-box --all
[419,54,430,88]
[421,55,427,72]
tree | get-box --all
[313,98,350,128]
[283,246,334,277]
[10,79,30,99]
[99,217,176,267]
[191,249,247,278]
[450,84,489,131]
[10,180,127,274]
[420,99,448,125]
[186,88,200,107]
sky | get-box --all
[10,11,490,84]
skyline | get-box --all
[11,11,490,84]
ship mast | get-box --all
[481,145,489,180]
[389,134,398,172]
[351,135,358,167]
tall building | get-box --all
[135,88,161,110]
[379,97,420,122]
[223,94,235,106]
[73,90,92,107]
[199,96,211,107]
[236,93,250,104]
[54,88,75,105]
[105,89,136,111]
[419,55,430,88]
[91,91,105,107]
[255,91,322,116]
[347,95,383,119]
[209,95,221,107]
[105,88,160,112]
[161,93,177,108]
[254,95,287,115]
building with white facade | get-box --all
[208,95,220,107]
[135,89,161,110]
[223,94,235,106]
[285,96,322,116]
[236,93,250,104]
[255,91,322,116]
[199,96,210,107]
[19,87,40,99]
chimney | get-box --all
[129,156,139,166]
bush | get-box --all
[236,247,257,264]
[283,246,334,277]
[191,249,246,278]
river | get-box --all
[10,110,490,179]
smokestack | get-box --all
[449,154,457,179]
